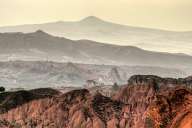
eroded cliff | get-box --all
[0,75,192,128]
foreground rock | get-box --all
[0,75,192,128]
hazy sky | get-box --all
[0,0,192,31]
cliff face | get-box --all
[0,75,192,128]
[147,87,192,128]
[128,75,192,88]
[0,89,123,128]
[115,75,192,128]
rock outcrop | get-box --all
[128,75,192,88]
[0,75,192,128]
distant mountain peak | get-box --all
[32,30,50,36]
[80,16,104,23]
[35,29,47,34]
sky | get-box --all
[0,0,192,31]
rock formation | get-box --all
[0,75,192,128]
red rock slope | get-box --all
[0,75,192,128]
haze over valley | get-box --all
[0,29,192,67]
[0,24,192,89]
[0,61,190,90]
[0,16,192,54]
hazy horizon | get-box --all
[0,0,192,31]
[0,16,191,33]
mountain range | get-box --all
[0,30,192,69]
[0,16,191,54]
[0,16,192,128]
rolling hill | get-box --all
[0,30,192,68]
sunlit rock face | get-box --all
[0,75,192,128]
[128,75,192,88]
